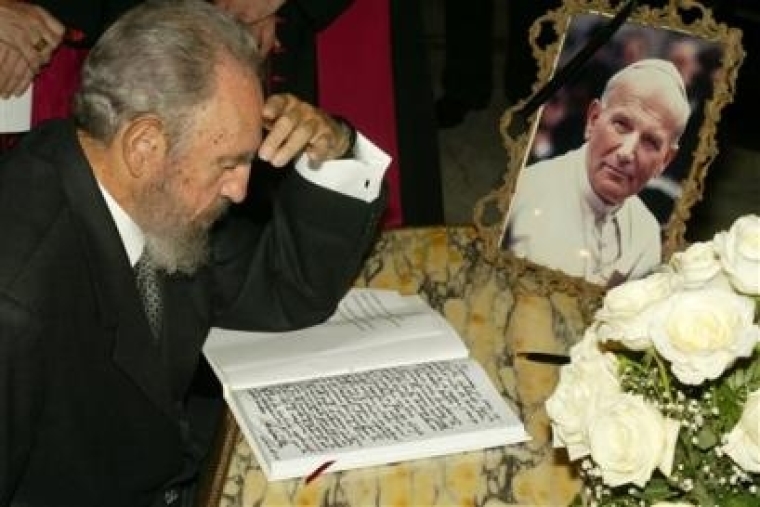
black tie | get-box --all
[134,251,163,340]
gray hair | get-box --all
[73,0,262,153]
[601,58,691,144]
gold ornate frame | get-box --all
[474,0,744,299]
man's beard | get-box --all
[134,169,230,275]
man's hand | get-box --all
[214,0,286,24]
[0,1,63,97]
[258,94,352,167]
[0,44,35,97]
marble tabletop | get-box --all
[200,226,593,507]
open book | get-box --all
[203,289,530,481]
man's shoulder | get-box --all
[524,147,582,172]
[620,195,661,232]
[518,148,581,190]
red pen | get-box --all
[304,460,335,484]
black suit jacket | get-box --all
[0,120,384,506]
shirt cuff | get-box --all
[294,132,391,202]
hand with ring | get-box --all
[32,37,48,52]
[0,0,64,97]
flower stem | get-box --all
[650,350,672,397]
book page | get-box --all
[0,87,32,133]
[204,289,468,388]
[229,358,529,479]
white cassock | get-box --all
[503,145,662,286]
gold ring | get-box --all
[33,38,48,52]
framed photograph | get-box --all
[474,0,743,298]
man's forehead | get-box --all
[604,84,681,131]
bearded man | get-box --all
[0,1,389,506]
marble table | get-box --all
[198,226,595,507]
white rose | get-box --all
[723,388,760,473]
[713,214,760,295]
[650,288,759,385]
[669,241,722,289]
[545,352,620,460]
[587,393,680,488]
[597,272,676,321]
[594,272,676,350]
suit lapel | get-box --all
[53,122,175,414]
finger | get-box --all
[258,36,274,58]
[5,26,47,69]
[27,22,62,64]
[0,50,34,97]
[258,109,297,164]
[0,7,50,66]
[305,133,335,163]
[9,57,34,97]
[0,45,11,96]
[37,24,64,60]
[3,34,40,68]
[20,40,45,71]
[0,46,32,97]
[268,119,320,167]
[29,5,64,42]
[34,33,60,65]
[257,21,276,57]
[244,18,275,58]
[260,93,289,126]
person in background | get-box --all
[503,59,691,287]
[0,0,62,99]
[0,1,389,505]
[0,0,64,151]
[0,0,349,152]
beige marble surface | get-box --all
[208,226,592,507]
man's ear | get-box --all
[122,116,167,178]
[658,145,678,176]
[584,99,603,141]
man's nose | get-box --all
[616,132,638,160]
[220,164,251,203]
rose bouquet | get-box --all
[546,214,760,507]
